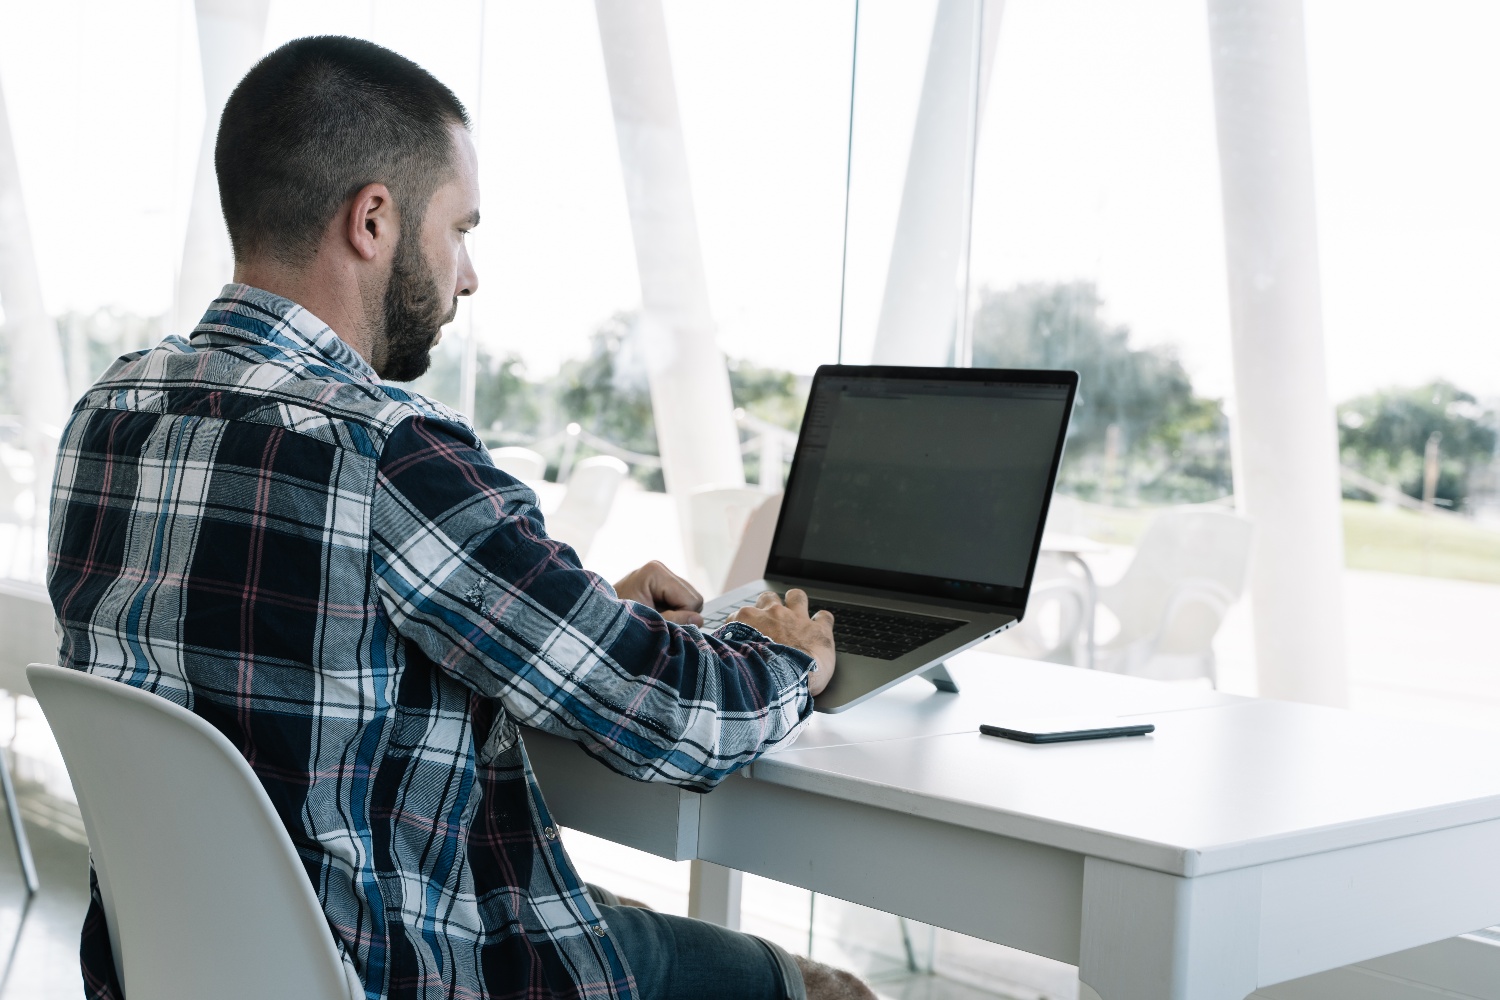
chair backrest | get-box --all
[688,486,777,595]
[547,455,629,558]
[1042,492,1082,537]
[488,445,547,482]
[0,579,57,698]
[1098,508,1253,644]
[26,665,354,1000]
[983,553,1091,664]
[720,491,784,594]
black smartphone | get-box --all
[979,718,1155,744]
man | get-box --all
[49,35,875,1000]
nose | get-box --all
[457,244,479,298]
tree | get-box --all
[553,313,662,487]
[1338,381,1497,511]
[454,313,819,490]
[411,330,546,446]
[473,353,540,440]
[726,357,808,431]
[970,282,1232,503]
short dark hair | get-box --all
[216,36,470,266]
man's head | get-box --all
[217,36,479,380]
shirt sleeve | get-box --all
[370,415,815,790]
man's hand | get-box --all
[730,589,836,697]
[613,560,704,626]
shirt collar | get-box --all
[192,283,379,382]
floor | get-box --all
[0,772,1045,1000]
[0,785,89,1000]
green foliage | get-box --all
[1337,381,1497,511]
[553,313,663,489]
[427,313,815,490]
[474,352,542,439]
[39,295,1252,513]
[726,358,808,486]
[727,358,808,430]
[414,338,543,442]
[971,282,1233,504]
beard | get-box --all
[375,231,457,382]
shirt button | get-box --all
[543,826,558,841]
[594,924,607,937]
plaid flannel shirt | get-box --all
[47,284,814,1000]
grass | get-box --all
[1342,500,1500,585]
[1061,496,1500,586]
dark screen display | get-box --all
[770,370,1074,602]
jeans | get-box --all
[589,886,806,1000]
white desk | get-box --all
[526,652,1500,1000]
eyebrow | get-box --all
[463,210,480,228]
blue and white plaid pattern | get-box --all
[48,284,814,1000]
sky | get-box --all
[1,0,1497,406]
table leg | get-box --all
[688,860,743,930]
[1079,857,1259,1000]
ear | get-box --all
[345,182,395,262]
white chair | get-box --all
[547,455,629,559]
[1092,508,1253,684]
[487,445,547,482]
[719,491,783,594]
[982,553,1092,665]
[688,487,778,596]
[1041,492,1083,537]
[27,664,357,1000]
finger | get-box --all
[611,566,645,605]
[729,605,758,624]
[661,608,705,627]
[754,590,782,610]
[649,565,704,613]
[783,588,810,616]
[812,609,835,628]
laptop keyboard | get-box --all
[702,598,966,661]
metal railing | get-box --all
[495,411,799,489]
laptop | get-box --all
[700,364,1078,713]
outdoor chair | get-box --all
[26,664,357,1000]
[547,455,629,559]
[719,491,783,595]
[488,445,547,482]
[982,553,1092,665]
[1092,507,1253,684]
[688,486,778,596]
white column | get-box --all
[1206,0,1347,706]
[871,0,1003,367]
[0,71,71,438]
[593,1,745,533]
[687,860,743,930]
[176,0,268,330]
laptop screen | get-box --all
[767,366,1077,609]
